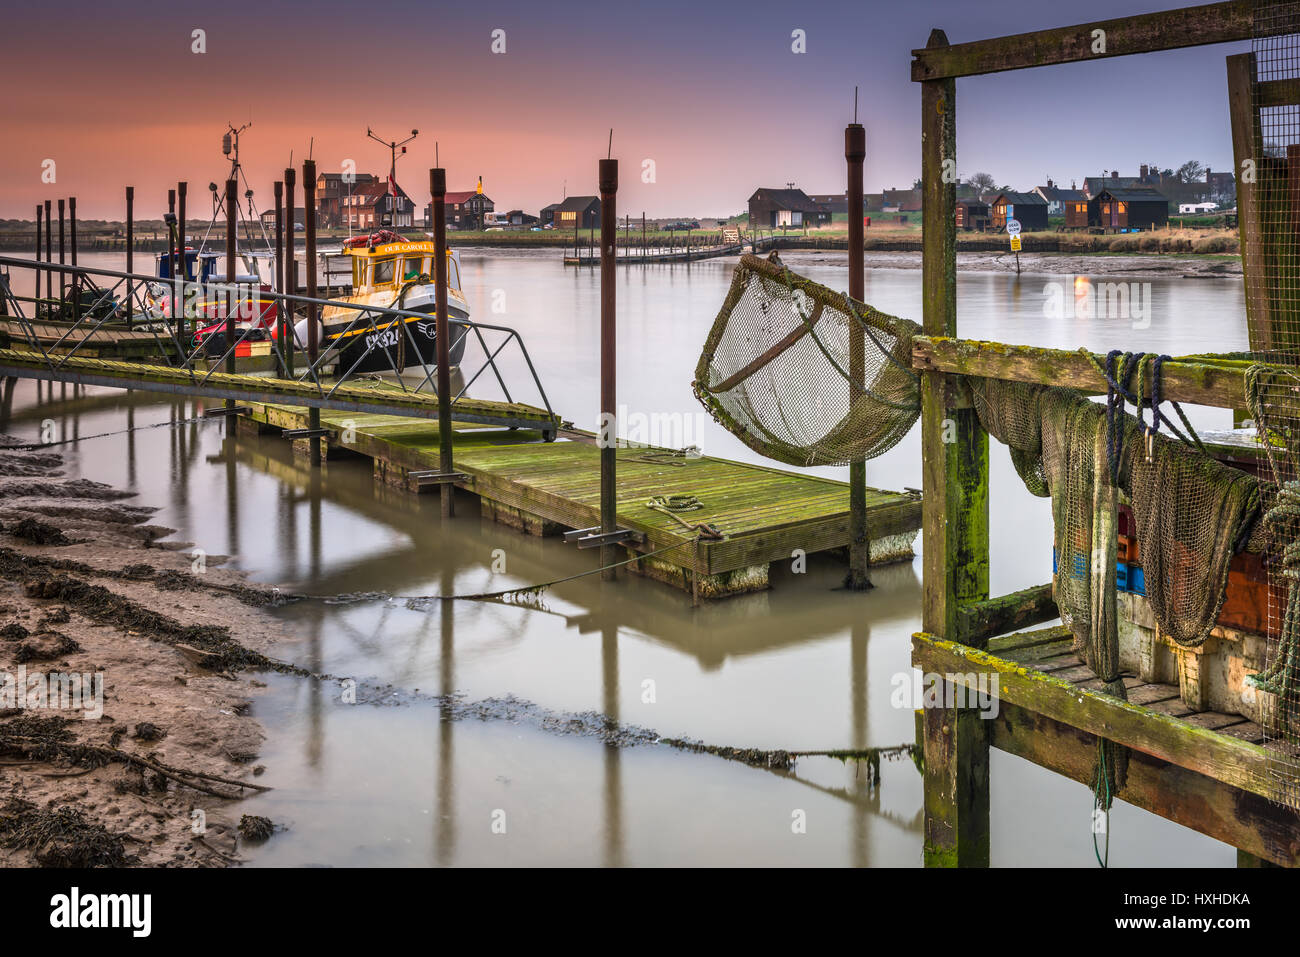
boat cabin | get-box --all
[343,241,460,292]
[156,248,219,282]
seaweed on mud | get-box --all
[8,564,303,675]
[5,518,73,546]
[0,799,136,867]
[0,622,28,641]
[38,607,71,627]
[237,814,274,842]
[12,631,80,663]
[132,722,165,742]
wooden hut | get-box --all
[988,191,1048,231]
[1089,187,1169,231]
[955,199,990,231]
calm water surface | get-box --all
[0,248,1245,865]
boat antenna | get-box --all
[608,128,613,159]
[367,127,420,227]
[854,86,858,124]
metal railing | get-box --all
[0,255,554,421]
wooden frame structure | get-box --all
[913,1,1300,867]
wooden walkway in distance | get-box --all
[563,242,744,266]
[245,404,922,598]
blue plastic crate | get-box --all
[1129,565,1146,596]
[1116,562,1130,593]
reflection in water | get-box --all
[0,248,1247,866]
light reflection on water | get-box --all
[0,249,1244,865]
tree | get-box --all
[967,172,997,197]
[1176,160,1207,183]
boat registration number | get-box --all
[364,328,401,352]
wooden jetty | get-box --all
[241,403,922,599]
[564,240,744,266]
[912,1,1300,868]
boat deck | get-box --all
[245,404,923,597]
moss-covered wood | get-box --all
[957,583,1059,647]
[913,336,1253,410]
[910,1,1255,82]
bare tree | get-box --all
[967,172,997,198]
[1176,160,1207,183]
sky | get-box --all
[0,0,1251,221]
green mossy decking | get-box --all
[246,404,922,597]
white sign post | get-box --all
[1006,218,1022,236]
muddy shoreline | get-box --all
[0,434,294,867]
[785,248,1243,280]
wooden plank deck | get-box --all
[913,628,1300,865]
[246,404,923,596]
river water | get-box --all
[0,248,1246,866]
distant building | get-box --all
[1179,201,1218,214]
[553,196,601,230]
[422,190,494,230]
[881,188,922,213]
[540,203,561,227]
[955,199,989,231]
[315,172,378,227]
[1035,181,1088,227]
[343,181,416,229]
[1089,186,1169,230]
[259,207,306,229]
[1082,166,1163,200]
[808,193,852,215]
[1205,167,1236,205]
[988,191,1049,231]
[505,209,539,226]
[747,188,831,228]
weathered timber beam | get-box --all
[989,701,1300,866]
[911,1,1256,81]
[913,632,1273,799]
[1258,77,1300,109]
[912,336,1246,409]
[957,582,1058,646]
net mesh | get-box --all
[693,254,920,468]
[973,376,1263,800]
[1246,0,1300,810]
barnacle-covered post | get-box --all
[432,166,455,518]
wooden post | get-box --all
[125,187,134,326]
[919,29,990,867]
[34,204,42,317]
[56,199,65,312]
[43,200,51,304]
[284,166,296,379]
[176,182,187,345]
[432,167,454,518]
[273,180,284,377]
[225,179,237,412]
[303,160,321,466]
[845,122,872,589]
[599,158,619,581]
[69,197,79,323]
[1228,52,1274,354]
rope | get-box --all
[1081,349,1204,468]
[645,495,724,540]
[1092,739,1112,868]
[1,414,208,452]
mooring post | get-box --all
[224,178,238,413]
[303,159,321,467]
[43,200,52,304]
[599,157,618,581]
[431,167,455,518]
[845,122,872,590]
[167,188,176,283]
[919,29,990,868]
[125,187,134,326]
[177,181,188,345]
[284,166,297,379]
[69,197,79,323]
[273,180,284,378]
[34,204,41,317]
[56,199,65,312]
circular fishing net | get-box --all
[693,254,920,468]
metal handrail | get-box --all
[0,255,554,419]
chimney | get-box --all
[1205,166,1212,183]
[1140,164,1149,181]
[1047,178,1054,188]
[1111,170,1118,179]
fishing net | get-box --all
[1243,0,1300,809]
[693,254,920,468]
[972,374,1263,800]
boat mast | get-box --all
[366,127,418,232]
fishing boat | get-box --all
[315,231,469,377]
